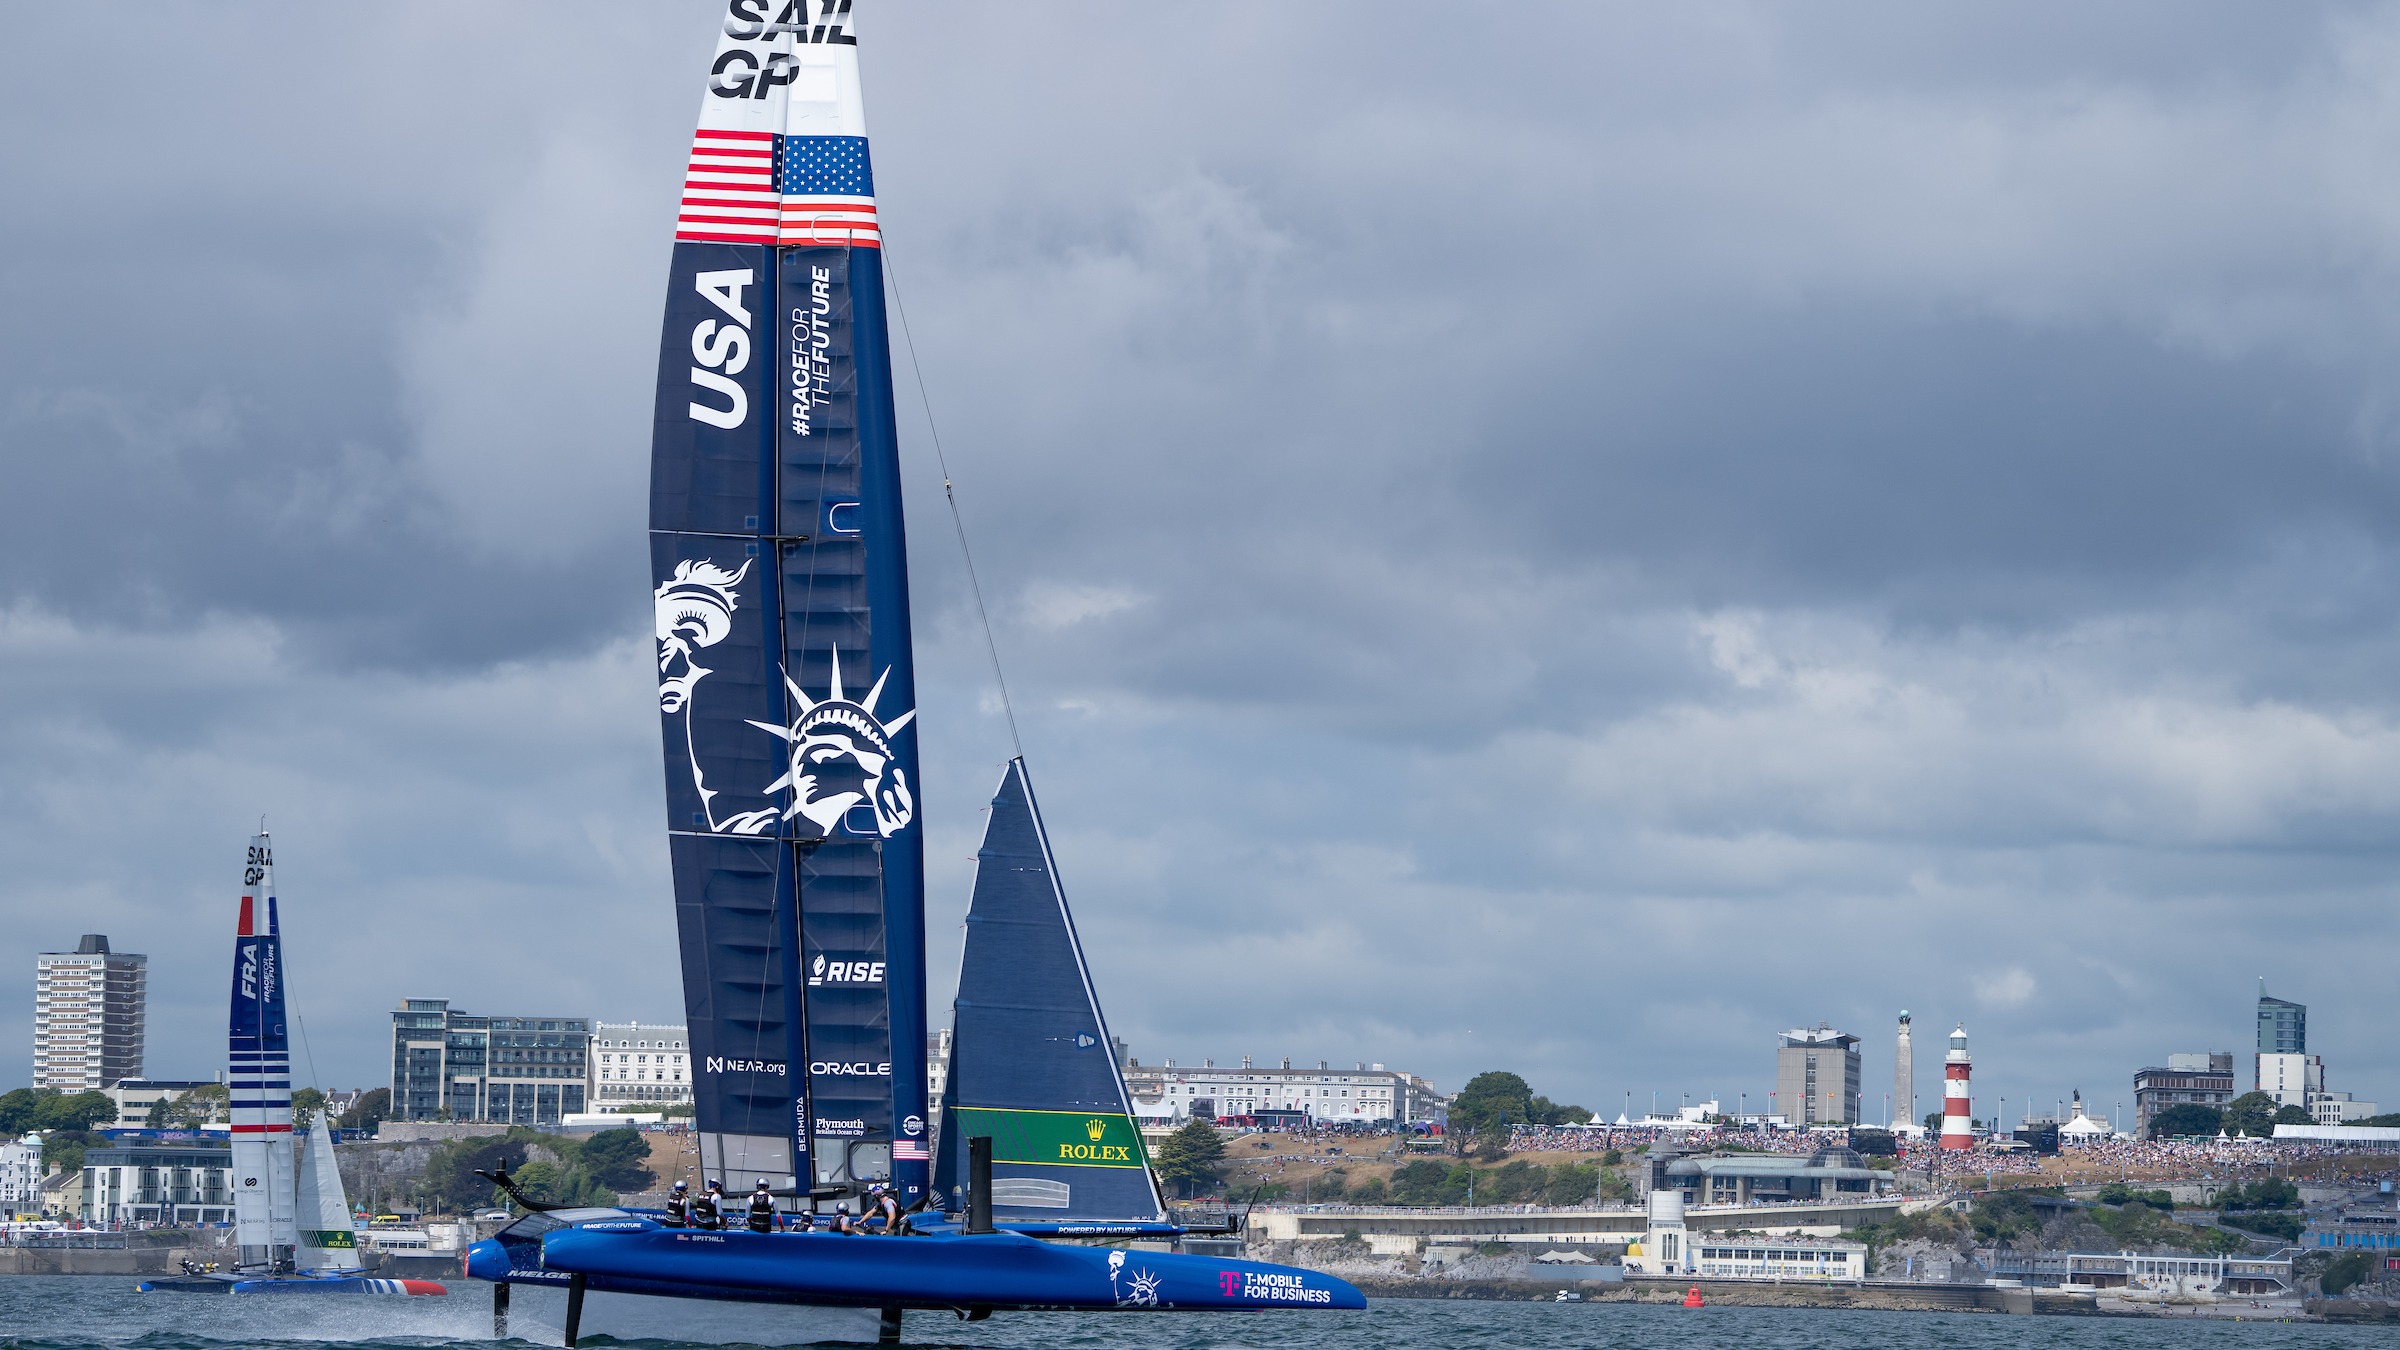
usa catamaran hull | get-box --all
[533,1224,1365,1313]
[474,1276,879,1346]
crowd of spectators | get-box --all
[1500,1120,2399,1182]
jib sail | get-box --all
[651,0,929,1206]
[936,760,1165,1222]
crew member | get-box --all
[865,1182,906,1235]
[831,1204,857,1235]
[693,1179,724,1230]
[747,1179,777,1233]
[663,1180,690,1228]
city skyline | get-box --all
[5,3,2400,1116]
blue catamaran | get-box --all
[461,1,1358,1342]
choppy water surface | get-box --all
[0,1277,2381,1350]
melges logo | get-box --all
[687,269,752,430]
[713,0,855,101]
[808,953,886,987]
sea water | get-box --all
[0,1277,2381,1350]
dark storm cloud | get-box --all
[2,1,2397,1115]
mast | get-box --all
[652,0,927,1207]
[228,833,296,1270]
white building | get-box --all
[2257,1053,2324,1110]
[1622,1189,1866,1281]
[2309,1091,2381,1125]
[33,935,147,1092]
[81,1143,233,1227]
[0,1135,44,1215]
[588,1021,691,1110]
[108,1079,220,1129]
[1121,1057,1438,1125]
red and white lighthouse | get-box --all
[1940,1023,1973,1151]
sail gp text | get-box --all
[1235,1271,1332,1305]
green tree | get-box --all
[2271,1104,2313,1127]
[335,1088,390,1132]
[42,1132,95,1177]
[1150,1120,1226,1198]
[1348,1176,1387,1204]
[1449,1072,1535,1151]
[36,1091,115,1132]
[1528,1096,1593,1126]
[160,1085,229,1129]
[511,1159,617,1208]
[291,1087,327,1129]
[2146,1103,2222,1138]
[2223,1091,2280,1138]
[2221,1211,2302,1241]
[574,1128,656,1191]
[1923,1111,1944,1134]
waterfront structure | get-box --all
[1893,1012,1914,1133]
[588,1021,691,1111]
[1649,1145,1892,1206]
[1774,1024,1862,1127]
[1940,1024,1973,1151]
[33,935,146,1091]
[108,1078,221,1128]
[2256,982,2305,1091]
[0,1134,41,1215]
[2132,1053,2234,1133]
[389,999,588,1125]
[81,1141,234,1227]
[1622,1190,1866,1280]
[1120,1057,1435,1124]
[1984,1249,2292,1296]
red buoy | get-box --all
[1683,1286,1705,1308]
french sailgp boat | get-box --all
[462,0,1357,1342]
[141,834,444,1296]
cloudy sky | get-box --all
[4,1,2398,1128]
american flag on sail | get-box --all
[675,131,879,248]
[891,1139,929,1161]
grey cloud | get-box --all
[3,1,2399,1115]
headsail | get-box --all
[294,1115,362,1272]
[651,1,928,1206]
[228,833,297,1267]
[936,760,1164,1222]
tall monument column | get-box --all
[1895,1011,1914,1131]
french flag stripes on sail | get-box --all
[676,131,879,247]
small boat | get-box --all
[145,834,443,1296]
[1555,1289,1585,1303]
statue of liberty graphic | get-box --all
[655,558,778,834]
[657,558,916,838]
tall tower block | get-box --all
[1895,1011,1914,1131]
[1940,1023,1973,1151]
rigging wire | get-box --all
[883,248,1025,761]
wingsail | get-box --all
[650,2,928,1206]
[228,833,297,1269]
[936,760,1165,1223]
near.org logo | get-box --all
[809,953,886,987]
